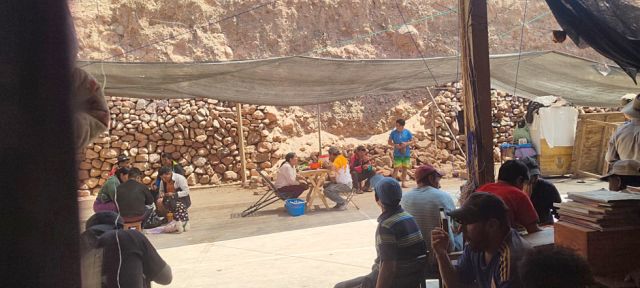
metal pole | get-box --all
[236,103,247,186]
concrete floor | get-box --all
[78,177,608,287]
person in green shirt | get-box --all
[93,167,129,213]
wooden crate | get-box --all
[554,221,640,277]
[539,139,573,176]
[571,112,625,178]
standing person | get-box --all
[401,165,463,277]
[350,145,375,193]
[93,167,129,213]
[274,152,309,199]
[335,177,427,288]
[521,157,562,225]
[108,154,131,177]
[158,167,191,233]
[606,93,640,163]
[388,119,413,188]
[322,147,351,210]
[431,192,532,288]
[116,168,154,222]
[476,160,542,233]
[81,212,172,288]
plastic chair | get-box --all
[241,168,287,217]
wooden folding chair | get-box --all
[241,168,286,217]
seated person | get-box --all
[521,157,562,225]
[81,212,172,287]
[335,177,427,288]
[520,247,595,288]
[152,153,185,200]
[115,168,154,222]
[322,147,352,211]
[601,160,640,192]
[158,166,191,233]
[274,152,308,199]
[476,160,541,233]
[108,154,131,176]
[432,192,533,288]
[401,165,462,278]
[350,145,375,193]
[93,167,129,213]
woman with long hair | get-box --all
[274,152,309,199]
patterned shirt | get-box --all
[456,229,532,288]
[375,207,427,264]
[389,129,413,157]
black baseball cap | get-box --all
[116,154,130,163]
[448,192,509,225]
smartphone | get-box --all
[440,208,448,231]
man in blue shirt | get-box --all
[388,119,413,188]
[432,192,532,288]
[335,177,427,288]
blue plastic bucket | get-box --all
[285,198,306,217]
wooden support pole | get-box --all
[459,0,495,189]
[317,105,322,154]
[236,103,247,186]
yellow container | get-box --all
[538,139,573,176]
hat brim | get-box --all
[622,102,640,119]
[447,208,482,225]
[528,168,541,177]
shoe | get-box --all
[333,203,347,211]
[356,189,364,194]
[182,221,190,232]
[176,220,184,234]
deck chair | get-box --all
[241,168,286,217]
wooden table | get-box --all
[299,169,330,209]
[522,226,554,250]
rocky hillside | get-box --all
[70,0,614,193]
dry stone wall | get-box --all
[77,98,285,196]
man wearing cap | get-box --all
[322,147,351,210]
[335,177,427,288]
[601,160,640,192]
[81,212,172,287]
[521,157,561,225]
[606,93,640,163]
[108,154,132,177]
[401,164,463,277]
[432,192,532,288]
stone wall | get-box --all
[77,98,284,196]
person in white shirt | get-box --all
[322,147,352,210]
[275,153,309,199]
[158,166,191,233]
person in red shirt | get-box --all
[476,160,541,233]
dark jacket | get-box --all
[116,180,154,218]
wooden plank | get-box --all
[576,170,603,179]
[236,103,247,186]
[568,190,640,203]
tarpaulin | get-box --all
[80,51,639,107]
[545,0,640,83]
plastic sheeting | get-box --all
[545,0,640,83]
[531,106,579,150]
[80,51,639,106]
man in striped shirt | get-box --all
[335,177,427,288]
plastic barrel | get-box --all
[285,198,306,217]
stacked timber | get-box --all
[555,190,640,231]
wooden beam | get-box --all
[459,0,495,189]
[317,105,322,154]
[236,103,247,186]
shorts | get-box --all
[393,156,411,168]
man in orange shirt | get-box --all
[476,160,541,233]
